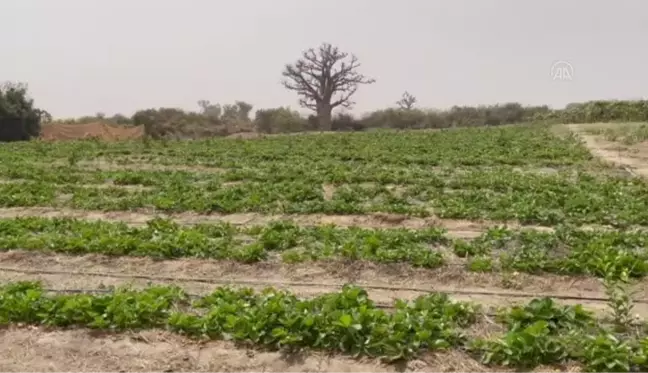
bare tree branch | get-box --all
[282,43,375,130]
[396,91,417,110]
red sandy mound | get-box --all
[40,122,144,141]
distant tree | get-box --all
[132,107,187,130]
[234,101,253,122]
[107,113,131,125]
[282,42,375,131]
[197,100,253,123]
[221,102,250,123]
[198,100,222,121]
[37,109,52,124]
[331,112,363,131]
[0,82,45,141]
[396,91,417,110]
[254,107,307,134]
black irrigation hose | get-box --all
[2,265,646,305]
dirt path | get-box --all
[39,122,144,141]
[0,327,501,372]
[0,179,153,192]
[0,329,411,372]
[567,124,648,178]
[77,160,227,173]
[1,251,645,317]
[0,206,584,239]
[36,159,226,173]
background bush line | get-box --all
[52,99,648,139]
[2,80,648,141]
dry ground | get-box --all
[40,122,144,141]
[567,123,648,178]
[1,327,516,372]
[0,206,559,239]
[1,250,640,316]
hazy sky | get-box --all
[3,0,647,118]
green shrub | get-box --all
[134,101,255,139]
[0,82,48,142]
[536,100,648,124]
[254,107,310,133]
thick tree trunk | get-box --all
[316,104,332,131]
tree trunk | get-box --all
[316,103,332,131]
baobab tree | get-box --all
[282,43,375,131]
[396,91,417,110]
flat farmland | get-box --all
[1,124,648,372]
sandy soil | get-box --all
[0,206,566,240]
[1,251,645,317]
[76,160,227,173]
[0,179,153,192]
[322,184,336,201]
[40,122,144,141]
[0,250,622,371]
[567,124,648,178]
[0,327,511,372]
[34,158,591,175]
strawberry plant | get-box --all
[496,297,594,333]
[0,281,477,361]
[471,321,570,368]
[0,282,646,370]
[3,124,648,226]
[0,217,648,279]
[0,217,449,268]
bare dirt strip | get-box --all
[60,159,228,173]
[0,179,154,192]
[39,122,144,141]
[0,327,515,372]
[1,251,646,318]
[567,124,648,178]
[0,206,585,240]
[40,158,594,176]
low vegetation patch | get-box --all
[1,281,647,371]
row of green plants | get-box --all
[1,281,647,371]
[0,124,592,167]
[0,216,448,265]
[456,226,648,279]
[2,217,647,280]
[0,160,620,189]
[1,170,647,226]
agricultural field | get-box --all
[1,123,648,371]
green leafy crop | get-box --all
[0,281,647,370]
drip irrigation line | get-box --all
[36,287,392,310]
[1,265,645,305]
